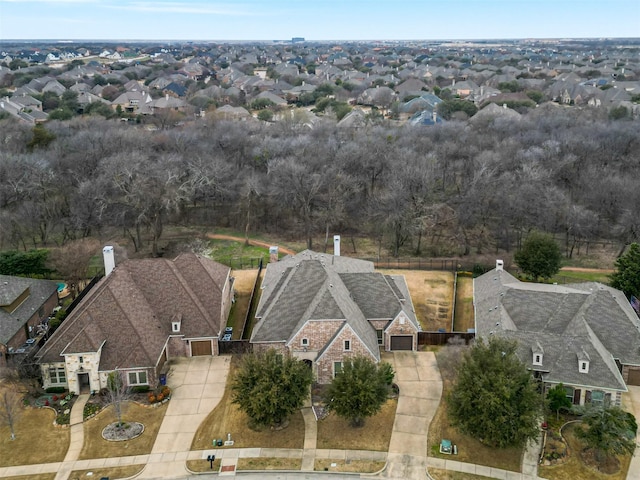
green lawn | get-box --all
[552,270,611,284]
[207,240,271,269]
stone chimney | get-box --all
[269,246,279,263]
[496,259,504,271]
[333,235,341,257]
[103,246,115,276]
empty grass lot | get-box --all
[78,402,167,460]
[191,357,305,450]
[315,459,386,473]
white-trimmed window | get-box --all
[376,329,384,345]
[590,390,605,407]
[334,362,343,377]
[301,338,309,347]
[128,371,148,386]
[49,367,66,384]
[79,356,84,364]
[579,361,589,373]
[533,353,542,366]
[564,386,574,402]
[344,340,351,351]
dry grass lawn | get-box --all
[78,401,167,460]
[453,276,474,332]
[316,399,397,451]
[3,475,55,480]
[191,357,305,450]
[315,459,385,473]
[186,458,222,473]
[68,465,144,480]
[538,423,631,480]
[227,269,259,338]
[428,468,496,479]
[0,405,69,467]
[237,457,302,470]
[380,270,454,332]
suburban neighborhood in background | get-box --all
[1,36,640,480]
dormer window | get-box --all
[532,342,543,366]
[578,349,590,373]
[171,313,182,334]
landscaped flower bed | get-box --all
[26,392,76,425]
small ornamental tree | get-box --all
[610,243,640,300]
[0,389,22,440]
[324,356,394,427]
[447,337,542,448]
[105,370,130,429]
[576,406,637,463]
[547,383,572,420]
[514,231,562,281]
[231,349,312,429]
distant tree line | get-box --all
[0,108,638,260]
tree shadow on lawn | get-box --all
[191,357,305,450]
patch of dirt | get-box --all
[205,233,296,255]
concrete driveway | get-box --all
[139,355,231,479]
[384,351,443,480]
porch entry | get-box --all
[77,372,90,394]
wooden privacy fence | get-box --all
[418,331,475,346]
[219,340,252,355]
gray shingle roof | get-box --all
[252,250,418,359]
[474,268,640,392]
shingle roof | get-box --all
[37,253,229,371]
[0,275,58,345]
[474,268,640,392]
[252,250,418,359]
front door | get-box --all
[77,372,90,394]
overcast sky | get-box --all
[1,0,638,41]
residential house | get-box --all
[251,250,420,384]
[111,90,153,115]
[37,247,234,394]
[0,275,58,367]
[474,261,640,407]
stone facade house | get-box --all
[251,250,419,384]
[474,261,640,407]
[37,247,233,394]
[0,275,58,367]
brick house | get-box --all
[0,275,58,367]
[474,260,640,407]
[251,250,420,384]
[37,247,233,394]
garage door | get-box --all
[191,340,212,356]
[390,336,413,351]
[628,368,640,386]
